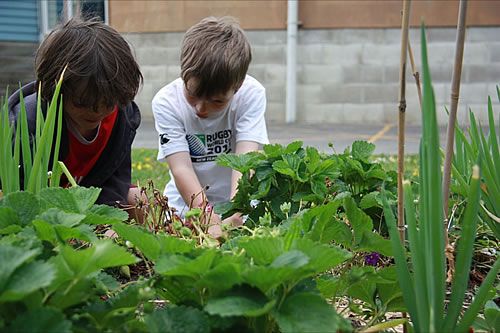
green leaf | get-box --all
[291,238,352,273]
[68,186,101,212]
[216,152,261,173]
[271,250,309,269]
[9,307,71,333]
[146,306,210,333]
[1,191,40,226]
[0,207,21,228]
[316,275,344,298]
[39,187,80,213]
[196,262,243,292]
[0,245,40,292]
[0,260,55,301]
[113,223,161,261]
[358,231,392,256]
[245,266,299,292]
[155,250,216,277]
[343,196,373,246]
[157,234,195,254]
[238,237,284,265]
[351,140,375,162]
[263,143,285,158]
[484,300,500,331]
[273,292,338,333]
[36,208,86,227]
[347,280,376,307]
[60,240,138,277]
[284,141,304,154]
[205,285,276,317]
[359,191,381,209]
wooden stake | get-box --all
[442,0,468,281]
[398,0,411,243]
[398,3,411,332]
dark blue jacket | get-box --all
[8,81,141,206]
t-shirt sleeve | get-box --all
[152,87,189,162]
[234,83,269,144]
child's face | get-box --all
[184,79,236,119]
[64,98,115,136]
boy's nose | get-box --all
[195,102,206,113]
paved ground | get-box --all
[134,119,449,155]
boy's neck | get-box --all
[67,118,100,141]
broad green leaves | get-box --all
[146,306,210,333]
[0,245,55,302]
[273,292,339,333]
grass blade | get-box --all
[28,68,65,193]
[420,23,445,328]
[49,98,64,187]
[455,257,500,332]
[382,191,421,331]
[18,89,33,188]
[403,181,428,329]
[442,165,481,331]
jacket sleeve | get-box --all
[95,152,132,206]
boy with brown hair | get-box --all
[152,16,269,230]
[8,17,144,208]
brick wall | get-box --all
[125,27,500,125]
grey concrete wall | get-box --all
[124,27,500,126]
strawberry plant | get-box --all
[0,186,159,332]
[112,216,354,332]
[216,140,397,228]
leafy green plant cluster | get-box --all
[0,187,155,332]
[452,86,500,238]
[0,72,73,196]
[217,140,397,228]
[113,218,354,332]
[0,184,364,332]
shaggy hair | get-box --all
[35,16,143,111]
[180,16,251,98]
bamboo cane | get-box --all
[398,0,411,243]
[442,0,468,281]
[408,41,422,108]
[398,3,412,332]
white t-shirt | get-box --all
[152,75,269,215]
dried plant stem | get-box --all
[408,41,422,108]
[398,2,411,332]
[442,0,468,281]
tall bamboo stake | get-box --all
[408,41,422,108]
[442,0,468,262]
[397,0,411,243]
[398,3,411,332]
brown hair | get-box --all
[180,16,251,98]
[35,17,143,110]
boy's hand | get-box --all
[223,213,243,226]
[207,212,242,239]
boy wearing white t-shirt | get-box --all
[152,16,269,233]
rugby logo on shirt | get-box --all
[187,130,233,162]
[186,134,207,156]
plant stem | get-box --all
[407,41,422,108]
[442,0,468,281]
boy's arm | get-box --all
[166,151,208,209]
